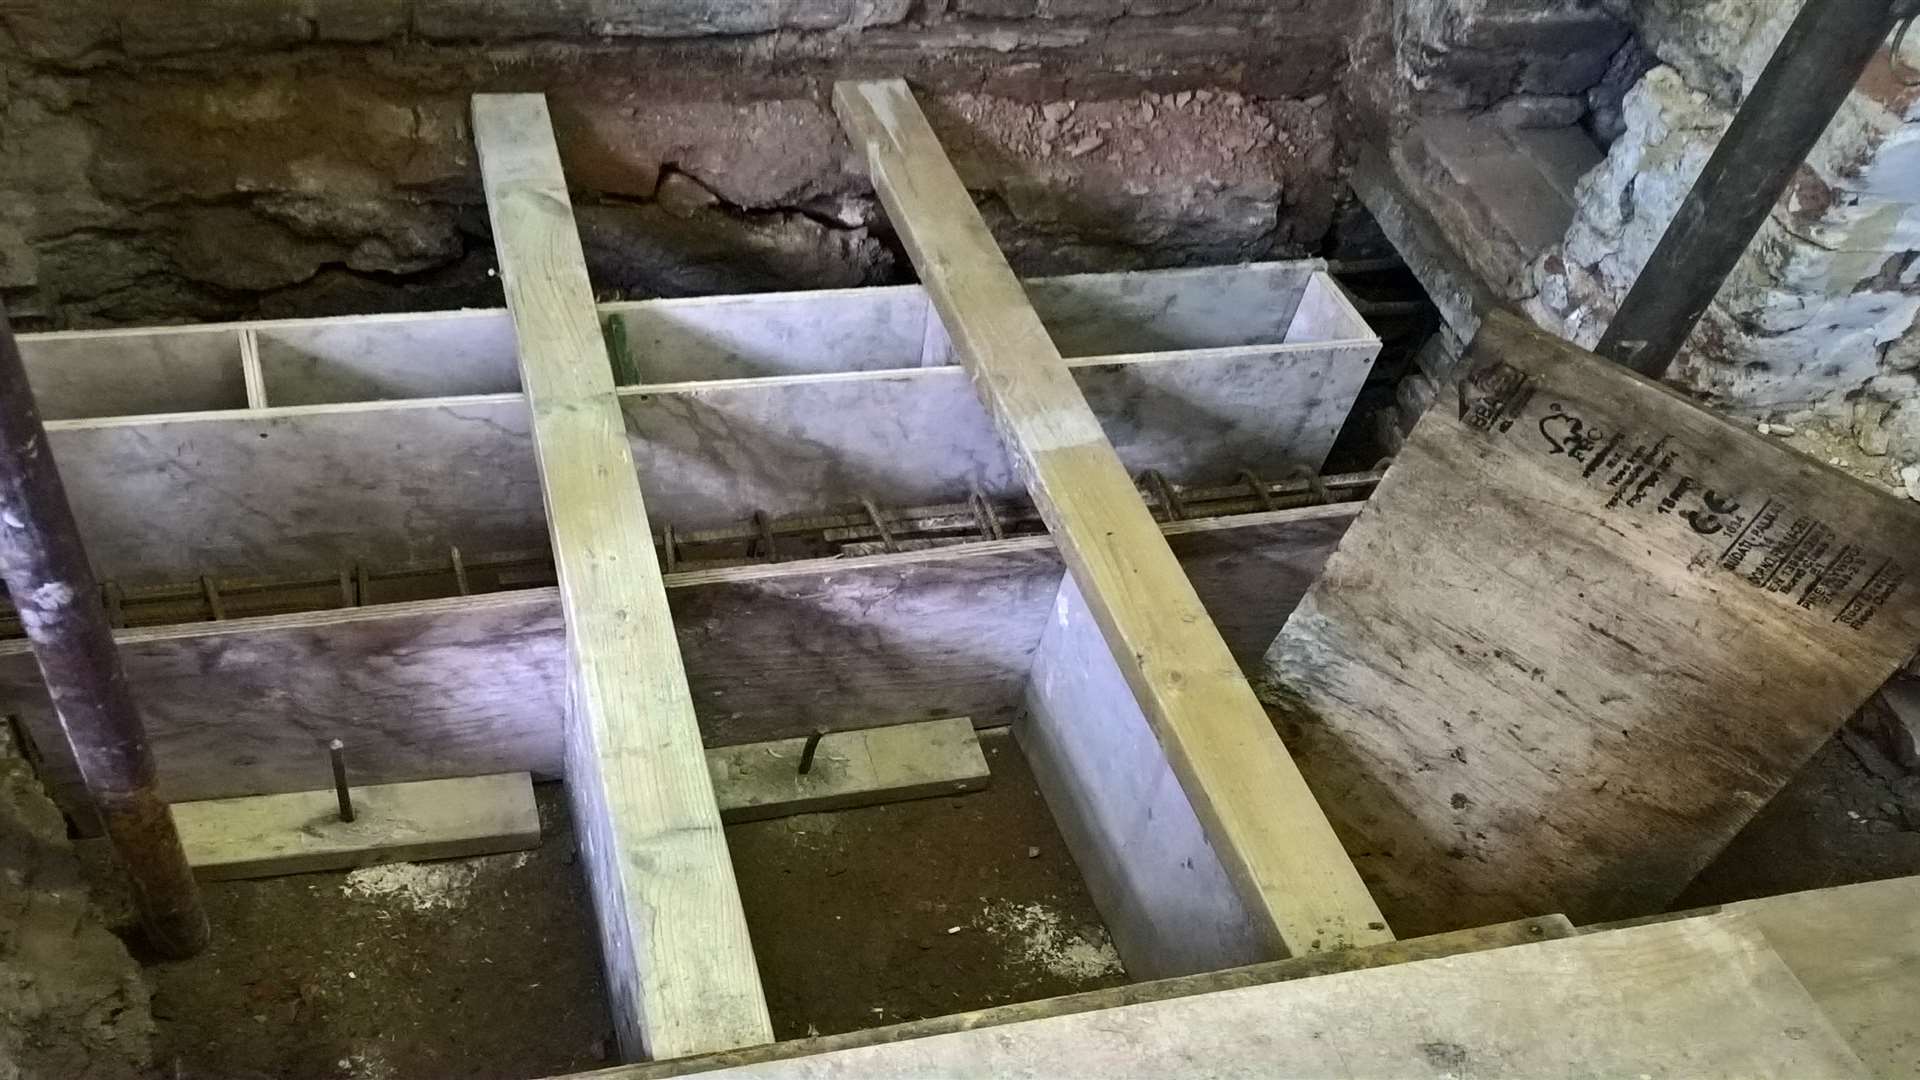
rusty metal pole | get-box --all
[1594,0,1913,378]
[0,302,208,959]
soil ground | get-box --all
[71,724,1920,1079]
[127,728,1122,1079]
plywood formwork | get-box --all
[1,504,1360,811]
[584,874,1920,1079]
[4,92,1387,1060]
[18,278,1371,585]
[6,81,1920,1075]
[835,77,1392,971]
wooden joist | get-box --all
[473,93,770,1061]
[834,78,1390,959]
[1263,309,1920,933]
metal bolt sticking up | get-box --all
[797,729,827,776]
[329,739,355,823]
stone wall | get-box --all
[1348,0,1634,135]
[0,0,1363,328]
[1519,0,1920,497]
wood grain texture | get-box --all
[1728,875,1920,1078]
[1019,575,1266,979]
[255,311,523,405]
[602,916,1576,1079]
[22,263,1345,403]
[835,77,1389,958]
[49,395,548,585]
[618,914,1867,1079]
[474,93,770,1060]
[2,507,1356,818]
[173,771,541,881]
[1262,310,1920,934]
[709,717,989,824]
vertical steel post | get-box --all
[1595,0,1909,378]
[0,302,207,959]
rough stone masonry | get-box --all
[1516,0,1920,499]
[0,0,1360,328]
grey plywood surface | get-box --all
[1262,311,1920,934]
[174,771,542,881]
[254,311,523,406]
[19,326,249,419]
[43,335,1374,584]
[1019,575,1267,980]
[3,507,1356,815]
[51,395,549,585]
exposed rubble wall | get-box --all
[1348,0,1632,134]
[0,0,1360,329]
[1518,0,1920,496]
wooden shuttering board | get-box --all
[616,914,1867,1079]
[0,507,1356,811]
[1262,310,1920,935]
[472,94,770,1060]
[1020,575,1268,979]
[19,262,1346,405]
[834,78,1389,958]
[41,339,1372,585]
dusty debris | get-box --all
[338,851,530,913]
[974,900,1124,983]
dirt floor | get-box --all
[1680,735,1920,909]
[119,728,1121,1079]
[61,720,1920,1079]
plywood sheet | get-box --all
[1263,311,1920,933]
[2,507,1355,813]
[44,335,1372,584]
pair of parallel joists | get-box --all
[471,84,1390,1060]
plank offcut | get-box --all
[473,92,771,1061]
[709,717,990,824]
[834,77,1390,961]
[172,772,541,881]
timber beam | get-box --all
[833,78,1392,967]
[473,93,772,1061]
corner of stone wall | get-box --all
[1519,1,1920,498]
